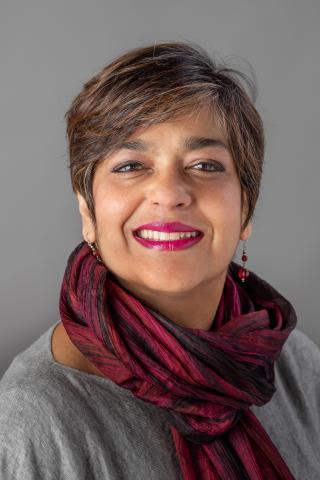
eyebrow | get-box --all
[118,136,229,152]
[184,136,229,151]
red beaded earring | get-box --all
[238,241,249,283]
[87,241,103,264]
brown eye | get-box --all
[112,162,144,173]
[191,161,225,172]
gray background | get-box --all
[1,0,319,377]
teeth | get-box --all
[136,229,199,240]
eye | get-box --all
[112,160,225,174]
[112,161,144,173]
[190,161,225,172]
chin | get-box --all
[138,274,204,295]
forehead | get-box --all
[121,105,228,150]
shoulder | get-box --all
[252,327,320,478]
[249,327,320,417]
[0,325,179,480]
[276,327,320,388]
[0,326,55,478]
[274,327,320,417]
[0,324,114,479]
[0,323,82,408]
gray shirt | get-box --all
[0,323,319,479]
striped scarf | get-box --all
[59,242,297,479]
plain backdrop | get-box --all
[1,0,319,377]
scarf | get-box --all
[59,242,297,480]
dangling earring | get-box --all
[87,241,103,264]
[238,241,249,283]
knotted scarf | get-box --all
[59,242,297,480]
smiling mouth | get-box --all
[134,230,202,241]
[132,229,204,251]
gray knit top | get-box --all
[0,323,319,479]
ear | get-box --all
[240,221,253,241]
[76,192,96,243]
[240,192,253,241]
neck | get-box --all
[114,270,227,331]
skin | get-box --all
[52,106,252,374]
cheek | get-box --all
[204,184,242,228]
[94,180,120,216]
[93,184,137,239]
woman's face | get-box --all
[78,106,252,298]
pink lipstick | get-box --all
[133,222,204,251]
[135,221,201,233]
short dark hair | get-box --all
[66,42,264,230]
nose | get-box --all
[144,168,192,209]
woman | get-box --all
[0,42,319,480]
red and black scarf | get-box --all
[59,242,297,479]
